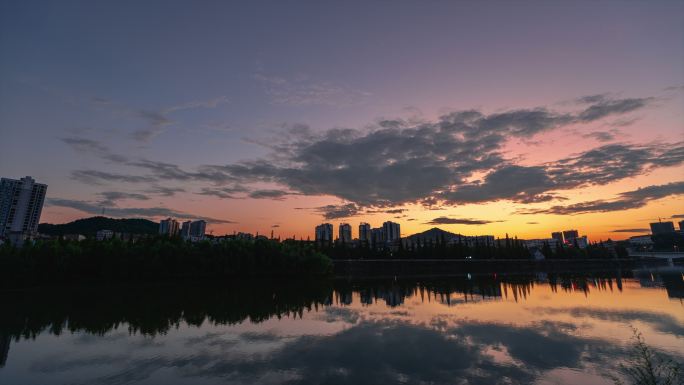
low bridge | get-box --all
[628,251,684,266]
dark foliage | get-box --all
[37,216,158,236]
[0,237,332,286]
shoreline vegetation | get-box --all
[0,237,333,286]
[0,234,657,286]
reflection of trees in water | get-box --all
[546,273,630,296]
[0,280,335,340]
[0,332,9,368]
[3,270,681,343]
[335,277,507,308]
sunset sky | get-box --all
[1,1,683,241]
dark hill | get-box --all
[405,227,460,242]
[38,216,158,236]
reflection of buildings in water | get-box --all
[334,292,353,306]
[441,284,504,306]
[662,274,684,299]
[0,333,9,367]
[339,285,409,307]
[637,273,662,289]
[367,286,409,307]
[359,289,374,305]
[467,283,503,300]
[351,279,514,308]
[337,274,633,308]
[535,272,548,283]
[382,288,404,307]
[636,271,684,299]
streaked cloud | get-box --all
[70,170,156,184]
[425,217,500,225]
[532,307,684,337]
[575,95,654,122]
[97,191,150,206]
[164,96,229,114]
[518,181,684,215]
[610,228,650,233]
[581,130,618,142]
[144,186,186,197]
[309,203,361,220]
[197,186,248,199]
[89,95,229,142]
[254,72,370,107]
[248,189,292,200]
[60,137,127,163]
[131,110,173,142]
[47,198,235,224]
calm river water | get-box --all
[1,267,682,385]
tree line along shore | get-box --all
[0,234,637,286]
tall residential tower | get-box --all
[382,221,401,242]
[359,222,371,242]
[338,223,352,243]
[159,218,180,236]
[315,223,333,242]
[0,176,47,242]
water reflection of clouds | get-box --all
[73,332,128,345]
[531,307,684,337]
[451,321,610,371]
[316,307,361,324]
[24,319,630,385]
[29,353,130,374]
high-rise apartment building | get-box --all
[179,220,206,240]
[180,221,192,238]
[382,221,401,242]
[159,218,180,236]
[0,176,47,240]
[359,222,371,242]
[315,223,333,242]
[371,227,384,247]
[338,223,352,243]
[190,220,206,237]
[551,232,564,244]
[562,230,579,243]
[650,221,675,235]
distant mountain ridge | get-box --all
[38,216,158,236]
[405,227,461,241]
